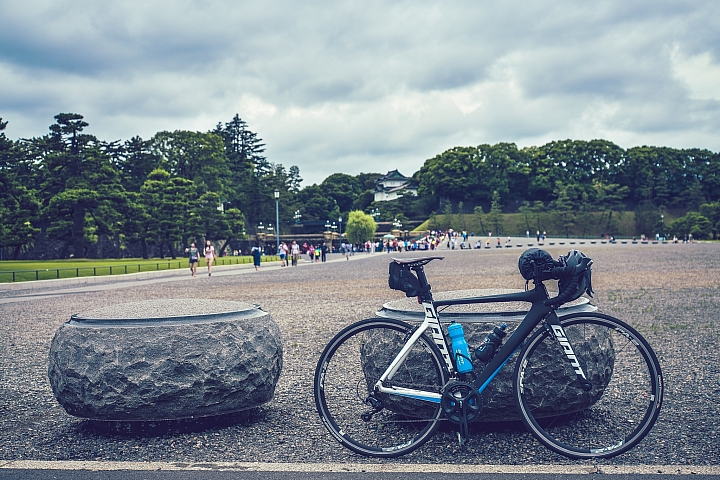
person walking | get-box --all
[251,242,262,271]
[291,240,300,266]
[203,240,216,276]
[185,242,199,277]
[321,242,328,262]
[279,241,288,267]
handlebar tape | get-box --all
[544,257,592,307]
[544,275,580,307]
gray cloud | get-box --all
[2,0,720,185]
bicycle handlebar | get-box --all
[544,256,592,307]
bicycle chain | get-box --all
[359,376,453,424]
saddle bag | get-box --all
[388,261,423,297]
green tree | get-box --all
[526,139,624,205]
[549,182,577,237]
[118,136,160,192]
[214,115,299,232]
[345,210,377,244]
[633,201,661,237]
[38,114,128,258]
[193,191,227,241]
[352,190,375,211]
[118,191,153,258]
[428,211,438,231]
[0,119,41,258]
[216,208,247,255]
[320,173,363,213]
[593,181,629,235]
[670,212,711,239]
[699,201,720,239]
[488,191,503,235]
[213,114,269,178]
[356,172,383,191]
[296,184,337,221]
[473,206,486,235]
[518,201,532,233]
[576,191,594,237]
[140,169,198,258]
[189,192,246,256]
[416,143,529,209]
[457,201,466,231]
[443,202,454,230]
[150,130,231,196]
[529,200,545,233]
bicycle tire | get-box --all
[513,312,663,459]
[314,318,449,457]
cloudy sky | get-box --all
[2,1,720,186]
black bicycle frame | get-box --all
[431,282,560,393]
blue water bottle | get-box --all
[448,322,473,373]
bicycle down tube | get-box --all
[376,282,559,402]
[433,285,556,393]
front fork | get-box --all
[544,312,593,391]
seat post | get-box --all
[412,266,433,302]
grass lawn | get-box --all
[0,256,280,283]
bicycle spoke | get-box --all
[514,313,663,459]
[314,318,448,457]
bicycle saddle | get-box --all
[391,256,444,268]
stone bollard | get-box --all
[48,299,282,421]
[372,289,609,422]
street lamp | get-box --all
[393,218,403,240]
[338,216,343,237]
[294,210,302,224]
[257,222,265,244]
[660,214,665,240]
[325,220,331,232]
[274,190,280,253]
[371,208,380,220]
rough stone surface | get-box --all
[363,290,612,422]
[48,299,282,421]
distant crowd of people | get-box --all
[187,226,700,276]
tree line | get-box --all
[2,114,720,260]
[416,141,720,239]
[0,113,302,259]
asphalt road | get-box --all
[1,464,720,480]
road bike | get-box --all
[313,249,663,458]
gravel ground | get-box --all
[0,243,718,466]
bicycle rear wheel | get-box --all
[314,318,448,458]
[514,312,663,459]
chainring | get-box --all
[440,380,482,424]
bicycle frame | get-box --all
[375,280,565,403]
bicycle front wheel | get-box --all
[314,318,448,458]
[514,312,663,459]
